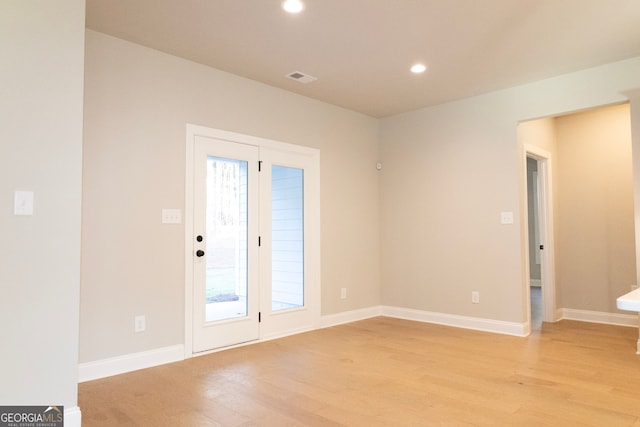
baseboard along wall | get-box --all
[78,345,184,383]
[78,305,638,382]
[559,308,638,327]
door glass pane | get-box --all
[205,156,248,322]
[271,165,304,311]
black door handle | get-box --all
[196,249,205,257]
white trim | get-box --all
[381,306,528,337]
[559,308,639,327]
[321,305,528,337]
[522,145,557,324]
[77,306,640,382]
[185,124,321,357]
[320,306,383,328]
[185,126,195,358]
[78,345,184,382]
[187,124,318,155]
[64,406,81,427]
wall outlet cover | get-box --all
[471,291,480,304]
[135,315,146,332]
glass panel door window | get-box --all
[205,156,248,322]
[192,134,259,353]
[271,166,304,311]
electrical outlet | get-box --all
[135,315,146,332]
[471,291,480,304]
[340,288,347,299]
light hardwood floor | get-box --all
[79,317,640,426]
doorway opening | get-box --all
[521,141,556,334]
[526,156,543,330]
[521,103,636,333]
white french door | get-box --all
[187,126,320,355]
[192,137,260,352]
[259,149,317,339]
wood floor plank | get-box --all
[79,317,640,426]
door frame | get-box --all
[192,137,260,352]
[184,124,321,358]
[522,144,558,332]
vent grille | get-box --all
[286,71,317,84]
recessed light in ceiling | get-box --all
[282,0,304,14]
[411,63,427,74]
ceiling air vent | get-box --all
[286,71,317,84]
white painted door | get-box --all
[259,149,319,339]
[192,136,260,352]
[188,126,320,355]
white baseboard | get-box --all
[65,406,81,427]
[80,307,382,382]
[82,306,635,383]
[320,306,383,328]
[381,305,528,337]
[559,308,638,327]
[78,344,184,382]
[320,305,528,336]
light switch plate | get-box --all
[14,191,34,216]
[500,211,514,225]
[162,209,181,224]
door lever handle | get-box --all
[196,249,205,257]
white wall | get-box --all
[629,90,640,287]
[380,57,640,324]
[81,29,640,367]
[81,30,381,363]
[554,104,635,313]
[0,0,85,412]
[521,106,635,315]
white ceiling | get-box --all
[85,0,640,118]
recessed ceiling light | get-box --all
[411,63,427,74]
[282,0,304,13]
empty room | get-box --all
[3,1,640,426]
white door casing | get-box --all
[523,144,557,331]
[185,125,321,356]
